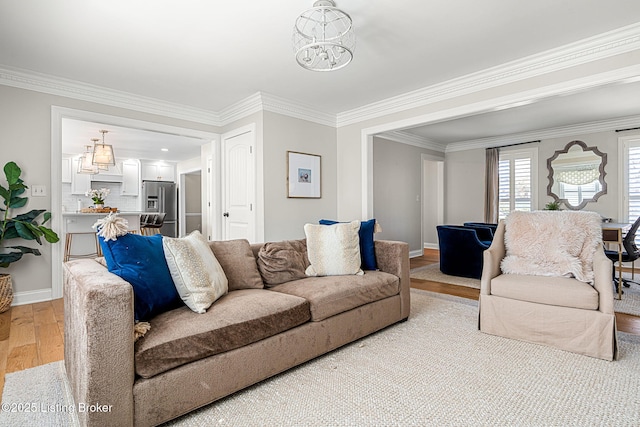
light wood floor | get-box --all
[0,250,638,398]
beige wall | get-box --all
[373,136,443,253]
[262,111,337,241]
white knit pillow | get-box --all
[304,221,364,277]
[163,231,228,313]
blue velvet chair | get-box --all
[436,225,492,279]
[463,222,498,240]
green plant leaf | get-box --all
[8,196,28,209]
[3,162,21,186]
[40,227,60,243]
[14,222,37,240]
[0,185,9,202]
[15,210,45,222]
[43,212,52,225]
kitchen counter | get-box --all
[62,211,158,216]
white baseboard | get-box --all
[409,249,424,258]
[11,288,53,306]
[423,242,439,250]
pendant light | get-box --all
[77,143,99,174]
[92,130,116,167]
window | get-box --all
[498,148,538,219]
[621,135,640,223]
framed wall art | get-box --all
[287,151,321,198]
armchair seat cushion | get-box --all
[134,289,310,378]
[491,274,599,310]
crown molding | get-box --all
[376,130,446,153]
[445,114,640,153]
[218,92,336,127]
[337,22,640,127]
[0,65,221,126]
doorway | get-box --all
[183,171,202,235]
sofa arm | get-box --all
[64,259,135,427]
[592,247,614,314]
[480,221,506,295]
[374,240,410,319]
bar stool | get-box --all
[64,232,102,262]
[141,213,165,236]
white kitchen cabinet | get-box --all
[91,161,123,183]
[121,159,140,196]
[61,156,72,183]
[142,162,175,182]
[71,158,91,195]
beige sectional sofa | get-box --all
[63,239,410,426]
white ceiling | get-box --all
[2,1,640,149]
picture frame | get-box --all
[287,151,321,198]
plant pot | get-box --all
[0,274,13,313]
[95,204,104,209]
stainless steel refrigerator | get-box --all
[142,180,177,237]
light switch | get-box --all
[32,185,47,197]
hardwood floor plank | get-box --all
[5,343,38,373]
[35,323,64,365]
[0,309,11,341]
[32,301,57,326]
[8,305,35,350]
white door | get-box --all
[222,128,255,242]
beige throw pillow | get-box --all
[163,231,228,314]
[304,221,364,277]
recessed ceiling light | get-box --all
[161,148,169,152]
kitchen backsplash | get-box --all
[62,182,141,213]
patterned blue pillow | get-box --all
[99,233,181,321]
[319,219,378,270]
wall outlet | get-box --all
[32,185,47,197]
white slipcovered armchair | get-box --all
[479,211,618,361]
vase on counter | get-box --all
[95,203,104,209]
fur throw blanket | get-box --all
[501,210,603,283]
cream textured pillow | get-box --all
[163,230,228,313]
[304,221,364,277]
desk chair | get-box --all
[605,216,640,291]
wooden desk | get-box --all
[602,223,631,300]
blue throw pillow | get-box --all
[319,219,378,270]
[99,233,181,321]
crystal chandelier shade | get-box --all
[293,0,355,71]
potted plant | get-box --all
[544,201,561,210]
[0,161,60,312]
[86,188,110,208]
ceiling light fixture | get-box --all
[77,143,99,174]
[92,130,116,167]
[293,0,355,72]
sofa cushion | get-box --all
[270,271,400,321]
[209,239,264,290]
[304,221,364,277]
[163,231,228,314]
[99,233,181,321]
[135,289,310,378]
[319,219,378,270]
[491,274,599,310]
[257,239,310,287]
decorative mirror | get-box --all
[547,140,607,210]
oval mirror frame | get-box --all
[546,140,607,210]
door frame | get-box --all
[51,106,218,300]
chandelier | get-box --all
[92,130,116,167]
[293,0,355,71]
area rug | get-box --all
[411,263,640,317]
[2,290,640,427]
